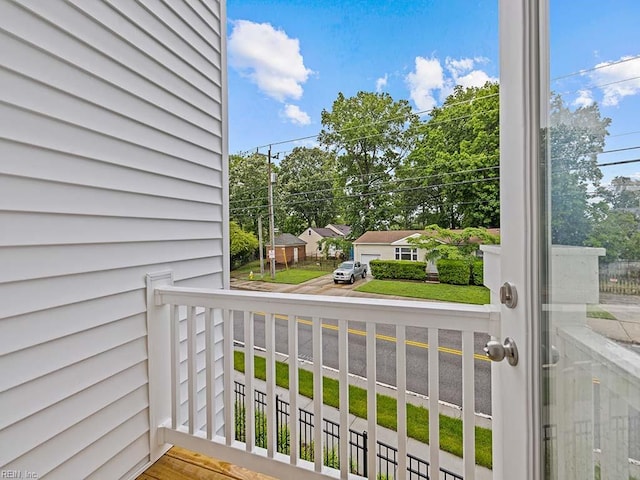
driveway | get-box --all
[232,272,418,300]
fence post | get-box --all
[363,430,368,478]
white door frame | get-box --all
[493,0,546,478]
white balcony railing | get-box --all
[146,274,498,480]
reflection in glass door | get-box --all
[543,2,640,479]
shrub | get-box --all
[369,259,427,281]
[472,260,484,286]
[437,259,471,285]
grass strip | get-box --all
[355,279,490,305]
[234,351,492,469]
[586,304,617,320]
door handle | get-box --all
[484,336,519,366]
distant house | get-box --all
[353,228,500,273]
[353,230,427,270]
[325,224,352,237]
[267,233,307,265]
[298,224,352,258]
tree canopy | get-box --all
[396,82,500,229]
[548,94,610,245]
[319,91,421,237]
[276,147,337,233]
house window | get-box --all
[395,247,418,261]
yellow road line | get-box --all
[266,313,490,362]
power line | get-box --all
[229,163,500,206]
[551,54,640,82]
[230,176,500,213]
[238,91,500,154]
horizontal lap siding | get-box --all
[0,0,226,478]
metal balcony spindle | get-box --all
[312,316,323,472]
[244,311,255,451]
[288,314,299,464]
[187,306,197,434]
[205,307,215,440]
[265,312,277,458]
[366,322,377,479]
[428,327,440,478]
[338,318,349,479]
[462,330,476,479]
[396,324,407,480]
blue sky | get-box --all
[226,0,640,184]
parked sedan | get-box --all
[332,261,367,284]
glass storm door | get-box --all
[496,1,640,479]
[543,1,640,479]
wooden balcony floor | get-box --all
[138,446,277,480]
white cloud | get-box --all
[228,20,312,102]
[375,74,388,93]
[586,55,640,107]
[282,104,311,125]
[573,88,594,108]
[405,57,445,111]
[405,56,496,112]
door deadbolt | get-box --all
[500,282,518,308]
[484,336,519,366]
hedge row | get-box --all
[435,259,485,286]
[472,260,484,286]
[369,258,485,286]
[436,259,470,285]
[369,259,427,281]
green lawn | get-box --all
[234,351,493,469]
[356,279,490,304]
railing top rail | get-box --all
[559,324,640,389]
[155,285,498,332]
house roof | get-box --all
[354,228,501,245]
[271,233,307,246]
[353,230,424,244]
[326,224,352,236]
[309,227,342,238]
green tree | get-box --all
[586,210,640,263]
[409,224,500,263]
[549,94,611,245]
[397,82,500,229]
[604,176,640,211]
[276,147,337,233]
[318,237,352,259]
[229,153,269,233]
[229,221,259,268]
[319,91,421,237]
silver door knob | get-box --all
[484,336,519,366]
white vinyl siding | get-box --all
[0,1,226,478]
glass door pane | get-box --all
[544,2,640,479]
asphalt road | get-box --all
[233,312,493,415]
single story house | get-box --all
[297,224,352,258]
[267,233,307,265]
[353,230,427,270]
[353,228,500,274]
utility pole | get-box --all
[267,146,277,279]
[257,215,264,276]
